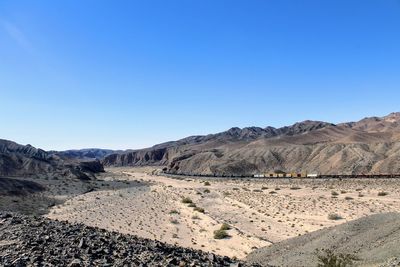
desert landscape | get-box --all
[2,1,400,265]
[44,166,400,261]
[2,112,400,266]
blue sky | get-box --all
[1,0,400,150]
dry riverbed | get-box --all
[47,167,400,259]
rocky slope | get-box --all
[0,212,254,267]
[0,139,104,180]
[51,148,119,160]
[0,177,45,196]
[246,212,400,267]
[103,112,400,175]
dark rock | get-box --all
[0,212,258,267]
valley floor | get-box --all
[46,167,400,259]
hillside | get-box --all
[103,112,400,175]
[0,139,104,180]
[51,148,120,160]
[246,212,400,267]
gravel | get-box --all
[0,212,259,267]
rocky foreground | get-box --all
[0,212,256,267]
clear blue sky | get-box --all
[1,0,400,150]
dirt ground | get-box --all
[46,167,400,259]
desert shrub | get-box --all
[204,189,210,193]
[331,191,339,196]
[261,186,268,190]
[170,218,179,224]
[213,229,230,239]
[194,207,205,213]
[344,196,353,200]
[220,223,231,231]
[340,190,347,194]
[316,249,359,267]
[377,191,388,196]
[269,191,277,194]
[223,191,231,196]
[169,210,180,214]
[204,181,211,186]
[328,213,342,220]
[192,215,200,220]
[188,203,197,207]
[181,197,193,204]
[253,189,262,193]
[290,186,301,190]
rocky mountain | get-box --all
[0,139,104,180]
[0,212,253,266]
[103,112,400,175]
[51,149,120,160]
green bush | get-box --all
[169,210,180,214]
[194,207,205,213]
[328,213,342,220]
[220,223,231,230]
[181,197,193,204]
[213,229,230,239]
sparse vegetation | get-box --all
[169,210,180,214]
[331,191,339,196]
[220,223,231,231]
[213,229,230,239]
[204,189,210,193]
[378,191,388,196]
[316,249,359,267]
[194,207,205,213]
[169,218,179,224]
[290,186,301,190]
[204,181,211,186]
[328,213,342,220]
[181,197,193,204]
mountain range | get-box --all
[0,139,104,180]
[102,112,400,175]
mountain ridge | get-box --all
[0,139,104,180]
[103,112,400,175]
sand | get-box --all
[46,167,400,259]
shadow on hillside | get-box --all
[0,175,151,216]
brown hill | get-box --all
[0,139,104,180]
[102,112,400,175]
